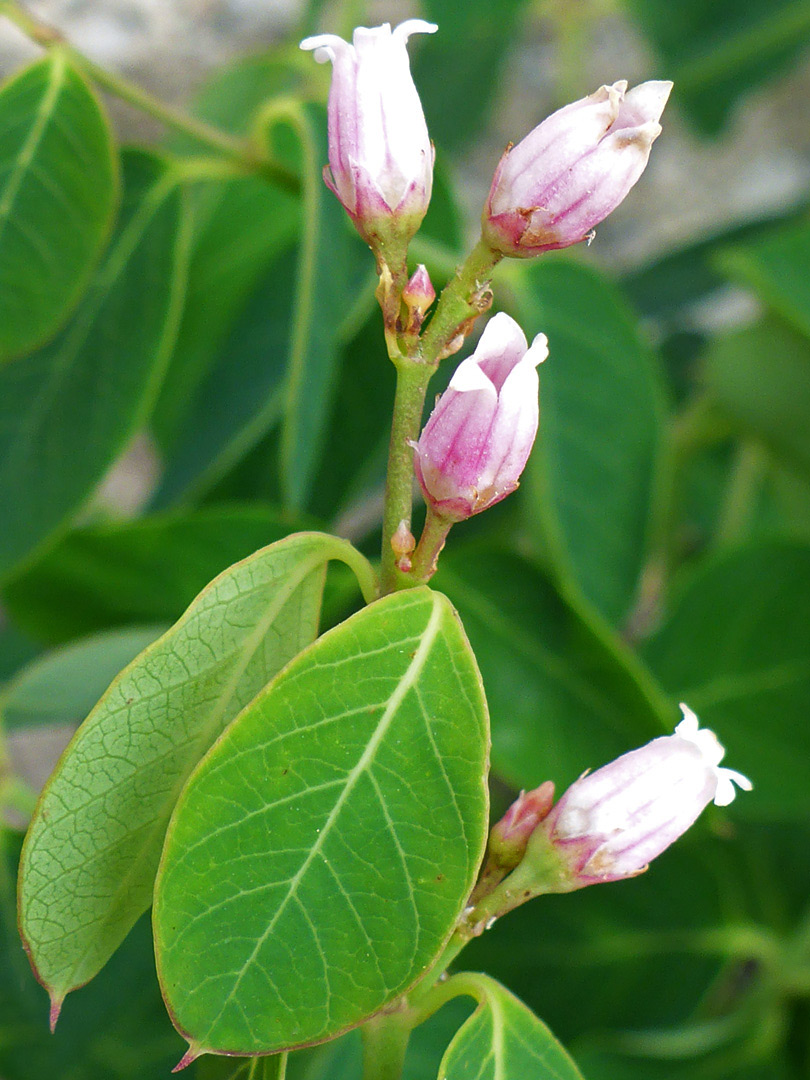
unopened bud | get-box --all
[390,519,416,572]
[402,264,435,334]
[524,706,752,892]
[482,80,672,257]
[413,312,547,522]
[489,782,555,872]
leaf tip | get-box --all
[172,1045,203,1072]
[48,993,64,1033]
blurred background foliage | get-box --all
[1,0,810,1076]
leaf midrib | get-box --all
[202,593,445,1045]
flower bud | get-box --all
[482,79,672,257]
[489,783,555,872]
[300,21,436,253]
[413,312,547,522]
[402,263,436,333]
[526,705,752,890]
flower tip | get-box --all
[394,18,438,41]
[528,332,549,364]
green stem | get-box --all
[419,237,501,365]
[360,1010,411,1080]
[714,439,767,548]
[380,360,434,594]
[409,507,453,584]
[0,0,299,193]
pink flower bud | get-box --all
[482,79,672,257]
[413,312,548,522]
[300,21,436,250]
[530,705,752,889]
[489,782,555,871]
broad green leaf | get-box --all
[276,105,370,511]
[0,52,117,362]
[0,149,189,582]
[703,317,810,479]
[434,547,670,791]
[438,974,584,1080]
[512,258,666,627]
[0,626,166,731]
[153,49,304,446]
[3,504,312,644]
[642,541,810,819]
[153,588,489,1056]
[19,532,375,1006]
[1,833,186,1080]
[717,220,810,340]
[623,0,810,134]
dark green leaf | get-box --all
[153,588,489,1055]
[434,546,670,791]
[703,317,810,479]
[18,533,374,1004]
[642,541,810,820]
[413,0,529,151]
[439,974,584,1080]
[3,504,313,644]
[0,149,189,582]
[623,0,810,134]
[0,52,118,362]
[0,626,166,731]
[1,834,185,1080]
[511,258,667,626]
[717,220,810,340]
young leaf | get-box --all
[0,625,166,731]
[0,51,118,363]
[153,588,489,1057]
[0,149,189,582]
[512,258,667,628]
[438,974,584,1080]
[18,533,375,1011]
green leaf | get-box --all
[641,540,810,820]
[438,974,584,1080]
[512,258,666,627]
[1,834,186,1080]
[717,220,810,340]
[276,104,370,511]
[152,248,295,508]
[433,547,669,791]
[0,625,166,730]
[152,50,305,447]
[18,532,375,1006]
[413,0,529,151]
[153,588,489,1056]
[3,504,313,644]
[0,52,118,363]
[703,317,810,479]
[623,0,810,134]
[0,149,189,582]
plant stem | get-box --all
[418,237,501,365]
[360,1010,411,1080]
[0,0,299,192]
[379,359,434,594]
[409,507,453,584]
[714,439,767,548]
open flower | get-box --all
[300,20,436,251]
[413,312,548,522]
[483,79,672,256]
[526,705,752,890]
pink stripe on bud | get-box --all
[482,79,672,257]
[413,312,547,522]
